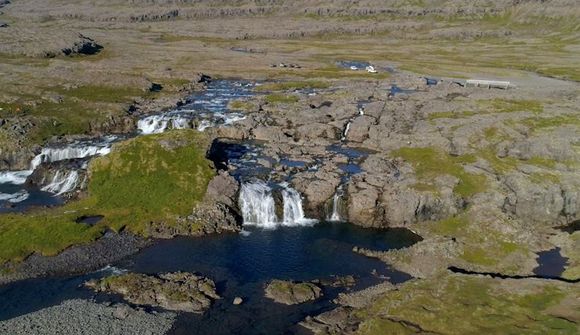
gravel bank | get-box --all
[0,299,176,335]
[0,231,148,285]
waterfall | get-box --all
[41,170,80,195]
[30,145,111,170]
[341,121,352,141]
[0,143,108,186]
[239,180,278,228]
[328,186,345,222]
[239,180,317,228]
[281,183,316,226]
[0,190,29,203]
[137,115,191,134]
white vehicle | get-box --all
[366,65,377,73]
[350,65,358,70]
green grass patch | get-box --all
[478,148,519,174]
[55,85,143,104]
[433,215,469,235]
[392,147,487,198]
[229,99,255,111]
[461,248,498,266]
[357,275,577,335]
[482,99,544,114]
[265,94,299,104]
[0,210,104,263]
[521,115,580,131]
[0,130,215,263]
[88,130,215,232]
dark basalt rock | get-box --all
[61,34,103,56]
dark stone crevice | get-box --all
[447,266,579,284]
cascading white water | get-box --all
[197,120,213,131]
[0,190,29,203]
[0,143,111,187]
[328,186,344,222]
[0,170,32,185]
[41,170,80,195]
[341,121,352,141]
[239,180,278,228]
[30,145,111,170]
[280,183,317,226]
[137,115,192,134]
[239,181,317,228]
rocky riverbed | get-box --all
[1,0,579,334]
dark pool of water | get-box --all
[326,144,372,160]
[425,78,439,86]
[533,247,569,278]
[75,215,105,226]
[338,163,363,175]
[390,85,416,96]
[0,184,62,214]
[0,223,420,334]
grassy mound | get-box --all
[0,130,215,264]
[357,274,578,335]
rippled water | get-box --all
[0,223,421,334]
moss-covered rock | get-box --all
[265,279,323,305]
[86,271,220,313]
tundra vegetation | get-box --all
[0,0,579,333]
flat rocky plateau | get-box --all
[0,0,579,334]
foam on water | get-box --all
[0,190,30,203]
[0,170,32,185]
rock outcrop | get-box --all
[264,279,322,305]
[86,272,220,313]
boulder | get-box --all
[503,173,566,225]
[61,34,103,56]
[292,167,341,217]
[188,171,242,234]
[264,280,322,305]
[345,116,375,143]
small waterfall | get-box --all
[197,120,213,131]
[30,145,111,170]
[0,190,29,203]
[328,186,345,222]
[239,180,317,228]
[239,180,278,228]
[41,170,80,195]
[281,183,316,225]
[341,121,352,141]
[137,115,191,134]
